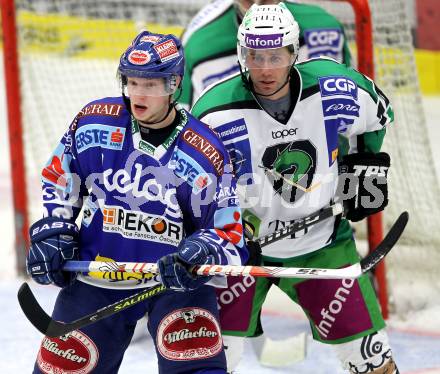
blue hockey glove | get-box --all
[26,216,79,288]
[157,233,221,291]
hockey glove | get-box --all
[157,233,222,292]
[242,219,261,265]
[338,152,390,222]
[26,216,79,288]
[245,240,262,266]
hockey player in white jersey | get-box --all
[192,4,398,373]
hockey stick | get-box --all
[252,202,343,247]
[17,203,342,336]
[63,209,405,280]
[18,211,408,338]
[17,282,166,337]
[62,237,394,280]
[63,203,344,279]
[18,203,342,336]
[258,164,322,193]
[62,203,344,278]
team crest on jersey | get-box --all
[261,141,319,203]
[37,330,99,373]
[157,307,222,361]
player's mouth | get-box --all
[132,103,148,116]
[255,80,278,94]
[259,80,276,88]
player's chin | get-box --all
[133,111,153,123]
[255,84,277,96]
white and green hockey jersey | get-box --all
[192,58,393,259]
[181,0,352,107]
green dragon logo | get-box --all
[261,140,319,203]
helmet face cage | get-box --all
[118,31,184,97]
[237,3,299,70]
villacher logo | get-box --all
[157,308,222,361]
[37,330,99,374]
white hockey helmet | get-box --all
[237,3,300,69]
[234,1,281,18]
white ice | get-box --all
[1,60,440,372]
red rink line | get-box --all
[262,308,440,338]
[388,326,440,338]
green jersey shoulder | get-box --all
[191,72,253,119]
[298,58,380,99]
[182,0,237,75]
[193,58,391,119]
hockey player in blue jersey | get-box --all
[25,30,247,374]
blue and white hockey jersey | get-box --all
[40,96,246,288]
